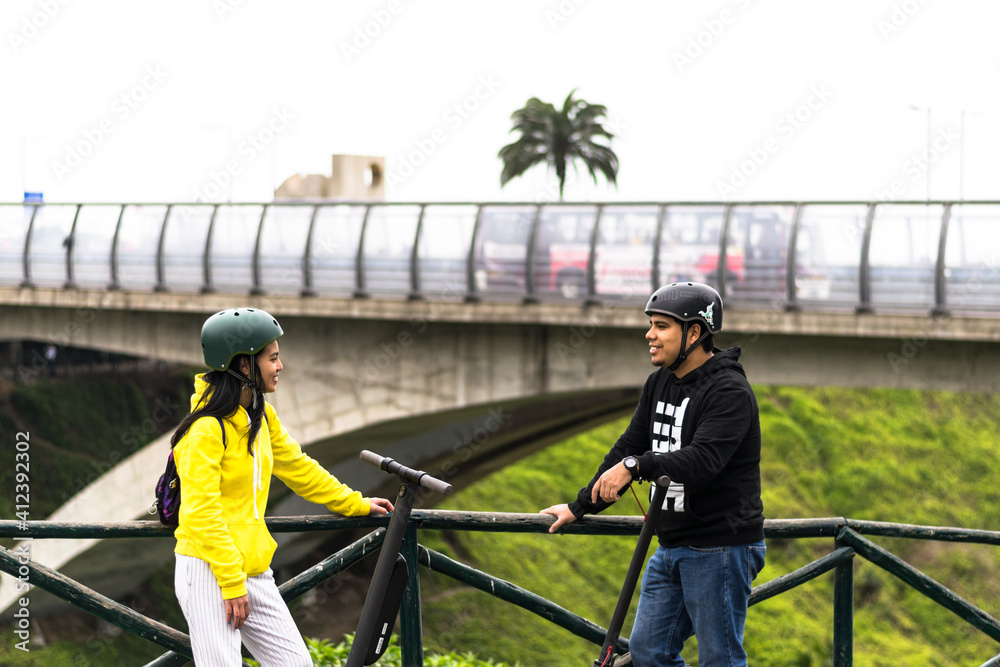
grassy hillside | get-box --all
[0,371,192,527]
[417,386,1000,667]
[0,371,194,665]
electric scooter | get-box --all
[593,476,670,667]
[346,450,453,667]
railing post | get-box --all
[154,205,172,292]
[354,204,373,298]
[400,520,423,667]
[523,204,544,303]
[717,204,734,299]
[784,203,803,310]
[465,205,484,302]
[20,203,40,288]
[108,205,126,291]
[584,204,603,303]
[408,204,427,300]
[201,204,220,294]
[651,204,667,291]
[856,203,876,314]
[300,204,320,297]
[833,533,854,666]
[64,204,82,289]
[250,204,269,296]
[932,202,952,317]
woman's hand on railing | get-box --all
[367,497,394,515]
[540,503,577,534]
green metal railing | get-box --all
[3,513,1000,666]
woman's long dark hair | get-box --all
[170,353,266,454]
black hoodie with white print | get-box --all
[569,346,764,547]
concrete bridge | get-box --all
[1,199,999,615]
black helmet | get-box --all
[645,282,723,371]
[645,282,723,333]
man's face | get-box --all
[645,314,702,368]
[645,314,683,367]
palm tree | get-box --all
[499,90,619,200]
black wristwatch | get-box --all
[622,456,640,481]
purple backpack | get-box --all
[152,417,225,526]
[154,450,182,525]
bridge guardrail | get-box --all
[3,513,1000,666]
[2,201,998,315]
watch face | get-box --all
[625,457,636,468]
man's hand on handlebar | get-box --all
[591,462,632,503]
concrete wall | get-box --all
[2,286,999,396]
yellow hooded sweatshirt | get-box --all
[173,373,370,599]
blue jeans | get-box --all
[628,541,766,667]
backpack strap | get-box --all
[206,412,262,450]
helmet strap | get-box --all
[226,362,260,410]
[249,360,259,410]
[667,322,710,373]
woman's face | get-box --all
[255,340,282,393]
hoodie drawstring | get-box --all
[252,430,262,520]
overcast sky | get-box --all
[2,0,998,204]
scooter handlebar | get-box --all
[360,450,454,496]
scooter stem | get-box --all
[594,478,670,666]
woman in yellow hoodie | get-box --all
[171,308,393,666]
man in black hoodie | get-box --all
[542,282,765,667]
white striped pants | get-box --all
[174,554,311,666]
